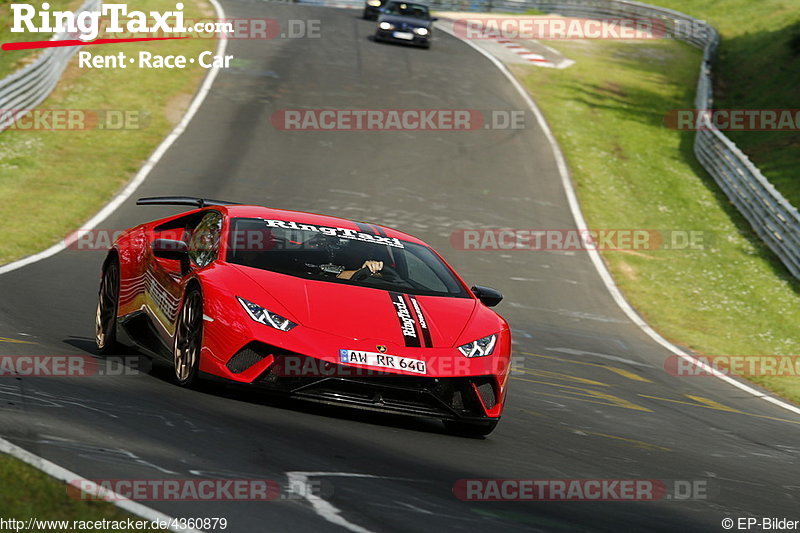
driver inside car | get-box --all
[337,260,384,280]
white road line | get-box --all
[0,0,232,526]
[286,472,379,533]
[0,439,203,533]
[437,22,800,417]
[547,347,654,368]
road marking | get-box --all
[286,472,389,533]
[514,377,652,411]
[547,347,653,367]
[0,336,35,344]
[639,394,800,426]
[0,439,203,532]
[440,24,800,418]
[605,367,653,382]
[577,430,672,452]
[519,351,652,382]
[518,368,610,387]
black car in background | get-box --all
[363,0,389,20]
[374,1,436,49]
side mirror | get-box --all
[431,16,438,21]
[471,285,503,307]
[152,239,190,273]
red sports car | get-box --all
[96,197,511,435]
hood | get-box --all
[232,265,476,348]
[378,14,432,28]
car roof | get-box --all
[215,205,429,246]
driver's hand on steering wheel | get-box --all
[337,260,383,280]
[362,260,383,274]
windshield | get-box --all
[384,2,430,18]
[226,218,468,298]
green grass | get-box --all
[643,0,800,208]
[0,0,217,264]
[0,454,159,531]
[513,35,800,404]
[0,0,81,78]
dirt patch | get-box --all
[165,91,194,125]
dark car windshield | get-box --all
[384,2,430,19]
[226,218,468,298]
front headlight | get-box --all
[458,334,497,358]
[414,27,429,36]
[367,0,381,6]
[379,21,395,30]
[237,297,297,332]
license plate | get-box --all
[393,31,414,40]
[339,349,427,374]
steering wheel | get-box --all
[351,264,401,282]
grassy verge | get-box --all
[0,0,217,265]
[0,0,79,77]
[513,35,800,403]
[0,453,159,531]
[640,0,800,207]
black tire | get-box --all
[95,258,120,354]
[443,419,498,437]
[173,287,203,387]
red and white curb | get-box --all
[495,39,554,65]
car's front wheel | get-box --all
[173,287,203,387]
[443,419,498,437]
[95,258,120,354]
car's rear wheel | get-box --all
[95,259,119,354]
[443,419,498,437]
[173,287,203,387]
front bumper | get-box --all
[375,28,430,46]
[205,342,507,420]
[258,356,502,421]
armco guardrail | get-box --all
[0,0,101,132]
[427,0,800,278]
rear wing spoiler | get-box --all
[136,196,241,208]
